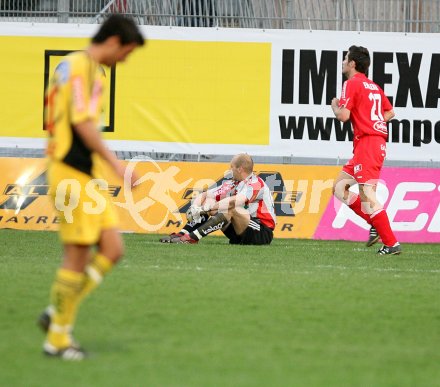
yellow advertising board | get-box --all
[0,158,341,239]
[0,35,270,145]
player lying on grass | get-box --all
[160,154,276,245]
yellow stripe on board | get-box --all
[0,36,89,138]
[0,36,271,145]
[112,40,271,144]
[0,158,338,239]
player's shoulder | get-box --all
[343,77,359,93]
[348,74,364,86]
[51,53,81,85]
[248,173,266,188]
[347,74,372,94]
[212,179,236,195]
[222,179,236,188]
[64,50,83,63]
[67,51,91,71]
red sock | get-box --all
[370,209,398,247]
[348,195,371,224]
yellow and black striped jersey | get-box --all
[44,51,106,176]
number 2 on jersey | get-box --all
[368,92,384,121]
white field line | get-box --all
[135,263,440,275]
[315,264,440,274]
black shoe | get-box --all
[159,232,184,243]
[43,342,86,361]
[37,309,52,333]
[366,227,380,247]
[377,244,402,255]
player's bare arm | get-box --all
[193,191,208,207]
[331,97,351,122]
[202,196,233,215]
[384,109,395,122]
[205,193,247,216]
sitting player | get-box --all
[160,153,276,245]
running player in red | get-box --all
[161,153,276,245]
[331,45,401,255]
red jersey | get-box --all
[338,73,393,148]
[208,174,276,229]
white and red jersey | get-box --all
[209,179,239,202]
[207,173,276,229]
[339,73,393,149]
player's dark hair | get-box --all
[347,45,370,75]
[92,14,145,46]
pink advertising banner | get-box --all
[314,167,440,243]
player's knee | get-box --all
[332,184,342,200]
[115,244,124,261]
[332,179,342,196]
[333,179,344,195]
[229,207,245,219]
[333,180,349,201]
[113,243,124,262]
[101,241,124,263]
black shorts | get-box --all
[222,217,274,245]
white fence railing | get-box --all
[1,0,440,32]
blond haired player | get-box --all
[39,14,144,360]
[162,154,276,245]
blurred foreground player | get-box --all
[39,15,144,360]
[160,154,276,245]
[331,45,401,255]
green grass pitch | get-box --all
[0,230,439,387]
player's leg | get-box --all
[39,233,118,333]
[44,244,89,359]
[236,217,274,245]
[159,214,209,242]
[190,196,250,242]
[41,164,113,359]
[76,189,123,300]
[366,226,380,247]
[77,228,123,303]
[358,136,400,254]
[222,223,242,244]
[229,207,251,235]
[44,230,123,359]
[160,194,215,242]
[171,210,231,243]
[41,163,92,358]
[175,205,251,243]
[359,184,400,254]
[365,185,380,247]
[333,170,356,204]
[44,232,123,359]
[333,170,371,223]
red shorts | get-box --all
[342,136,386,185]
